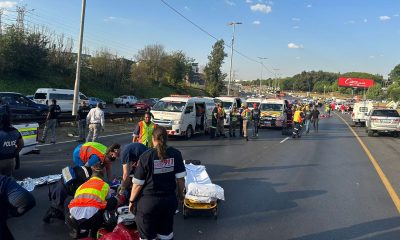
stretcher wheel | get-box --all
[213,207,218,220]
[183,205,188,219]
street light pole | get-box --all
[228,21,242,96]
[72,0,86,116]
[258,57,268,96]
[273,68,279,93]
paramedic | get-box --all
[119,143,148,193]
[129,126,186,240]
[72,142,120,181]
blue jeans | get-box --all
[304,119,311,133]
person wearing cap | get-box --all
[86,102,105,142]
[72,142,120,181]
[66,162,125,239]
[0,103,24,176]
[43,165,93,223]
[118,142,149,194]
[251,103,261,137]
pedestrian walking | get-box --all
[229,106,239,137]
[86,102,105,142]
[241,104,252,141]
[252,103,260,137]
[40,99,61,144]
[0,104,24,176]
[311,106,320,132]
[216,103,226,138]
[76,101,90,142]
[129,126,186,240]
[133,112,156,147]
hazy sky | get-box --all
[1,0,400,80]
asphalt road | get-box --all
[8,110,400,240]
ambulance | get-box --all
[151,95,215,139]
[214,96,245,126]
[259,98,287,128]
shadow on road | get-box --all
[290,216,400,240]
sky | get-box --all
[1,0,400,80]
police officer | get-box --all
[43,165,92,223]
[129,126,186,240]
[40,99,61,144]
[0,103,24,176]
[76,101,90,142]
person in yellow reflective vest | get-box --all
[241,104,252,141]
[292,106,304,138]
[132,112,156,147]
[66,162,125,239]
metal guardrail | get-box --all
[12,111,144,124]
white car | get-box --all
[113,95,138,108]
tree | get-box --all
[387,82,400,102]
[204,40,227,97]
[389,64,400,83]
[161,51,192,87]
[366,83,383,100]
[133,44,167,84]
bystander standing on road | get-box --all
[241,104,252,141]
[133,112,156,147]
[311,106,320,132]
[304,105,312,134]
[229,106,239,137]
[76,101,90,142]
[210,103,218,139]
[216,103,226,138]
[86,102,105,142]
[340,104,345,114]
[0,103,23,177]
[252,103,260,137]
[40,99,61,144]
[238,103,245,137]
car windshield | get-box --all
[371,110,400,117]
[260,104,283,111]
[34,93,47,99]
[247,102,260,108]
[152,100,186,112]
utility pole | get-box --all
[72,0,86,116]
[258,57,268,96]
[227,21,242,96]
[273,68,279,93]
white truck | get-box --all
[13,122,40,169]
[151,95,215,139]
[351,101,374,126]
[113,95,138,108]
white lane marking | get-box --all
[37,132,132,147]
[280,137,290,143]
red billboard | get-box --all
[338,77,374,88]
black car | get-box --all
[0,92,49,119]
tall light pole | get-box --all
[72,0,86,116]
[227,21,242,96]
[273,68,280,93]
[258,57,268,96]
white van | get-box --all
[351,101,374,126]
[151,95,215,139]
[33,88,88,112]
[246,98,262,110]
[214,96,245,126]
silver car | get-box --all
[365,108,400,137]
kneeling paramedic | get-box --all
[43,165,92,223]
[66,162,125,239]
[73,142,120,181]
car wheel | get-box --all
[125,102,130,108]
[185,125,193,139]
[367,130,374,137]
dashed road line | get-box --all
[280,137,290,143]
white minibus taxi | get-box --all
[214,96,245,126]
[33,88,88,112]
[151,95,215,139]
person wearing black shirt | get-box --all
[0,104,23,176]
[76,101,90,142]
[129,126,186,240]
[0,175,36,240]
[40,99,61,144]
[311,106,320,132]
[252,103,261,137]
[119,143,148,193]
